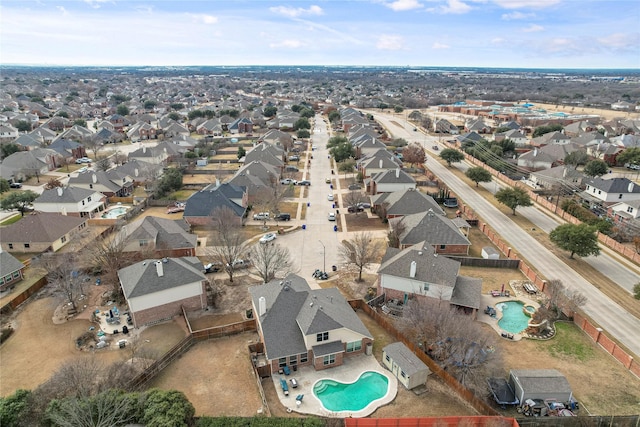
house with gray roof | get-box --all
[358,149,403,179]
[0,148,62,181]
[249,274,373,373]
[67,169,134,197]
[517,144,581,172]
[368,169,416,195]
[117,257,207,328]
[0,211,87,253]
[0,250,26,292]
[371,188,443,219]
[390,209,470,254]
[377,241,482,314]
[33,186,107,218]
[530,131,571,146]
[582,177,640,206]
[119,216,197,258]
[244,142,285,168]
[529,166,585,192]
[183,182,247,226]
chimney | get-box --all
[258,296,266,316]
[379,159,383,169]
[56,187,63,197]
[395,168,400,178]
[155,260,164,277]
[410,260,417,278]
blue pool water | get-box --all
[497,301,533,334]
[313,371,388,412]
[101,206,129,219]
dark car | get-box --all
[274,213,291,221]
[348,184,361,190]
[203,263,222,273]
[357,202,371,209]
[347,205,364,213]
[9,182,22,189]
[297,180,311,186]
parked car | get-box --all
[347,205,364,213]
[328,212,336,221]
[281,178,296,185]
[327,194,334,201]
[253,212,270,220]
[325,177,331,184]
[297,180,311,186]
[288,155,300,161]
[432,145,439,150]
[357,202,371,209]
[9,182,22,189]
[285,166,299,172]
[203,262,222,273]
[75,157,91,164]
[312,269,328,280]
[259,232,277,244]
[625,163,640,170]
[274,212,291,221]
[226,259,249,270]
[348,184,361,190]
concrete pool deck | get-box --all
[478,294,541,341]
[271,353,398,418]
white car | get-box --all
[259,233,277,244]
[328,212,336,221]
[327,194,334,201]
[253,212,270,221]
[75,157,91,164]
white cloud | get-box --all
[432,42,450,49]
[269,40,306,49]
[501,11,535,20]
[383,0,424,11]
[491,37,505,44]
[439,0,472,14]
[188,14,218,25]
[56,6,69,16]
[597,33,640,50]
[492,0,560,9]
[522,24,544,32]
[269,5,324,18]
[377,34,406,50]
[83,0,111,9]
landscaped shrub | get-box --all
[0,327,14,344]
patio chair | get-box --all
[295,394,304,406]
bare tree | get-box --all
[45,390,138,427]
[387,217,406,248]
[250,242,294,282]
[209,206,248,283]
[545,279,587,318]
[95,157,111,172]
[84,134,105,160]
[401,297,502,396]
[402,143,426,168]
[44,177,63,190]
[343,190,366,213]
[37,253,81,311]
[338,231,382,282]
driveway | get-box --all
[370,111,640,358]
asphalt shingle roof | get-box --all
[184,183,246,218]
[383,342,430,377]
[118,257,205,299]
[396,209,471,247]
[124,216,196,251]
[378,242,460,288]
[0,212,86,243]
[0,251,25,276]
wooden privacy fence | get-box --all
[0,277,47,315]
[345,416,519,427]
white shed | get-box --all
[382,342,430,390]
[482,246,500,260]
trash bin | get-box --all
[332,265,337,272]
[332,203,335,209]
[302,224,306,230]
[336,209,339,215]
[307,202,310,207]
[333,225,338,232]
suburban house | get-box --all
[494,129,529,146]
[67,169,134,198]
[357,149,403,179]
[0,211,88,253]
[261,130,293,148]
[352,136,388,159]
[371,188,443,220]
[530,131,571,147]
[368,169,416,195]
[1,148,62,182]
[113,159,163,189]
[244,142,285,168]
[49,139,87,161]
[528,166,585,191]
[33,186,107,218]
[127,144,171,165]
[228,117,253,134]
[390,209,471,254]
[0,250,26,292]
[0,124,19,141]
[382,342,430,391]
[509,369,573,407]
[377,241,482,315]
[119,216,197,257]
[517,144,581,172]
[581,177,640,206]
[607,199,640,228]
[183,182,247,226]
[249,274,374,373]
[118,257,207,328]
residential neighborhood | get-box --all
[1,66,640,425]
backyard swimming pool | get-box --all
[101,206,130,219]
[497,301,535,334]
[313,371,389,412]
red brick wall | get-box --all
[132,292,205,327]
[313,351,344,370]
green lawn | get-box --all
[544,321,595,362]
[0,214,22,226]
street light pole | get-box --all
[318,240,326,273]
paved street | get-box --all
[370,111,640,357]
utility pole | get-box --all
[318,240,326,273]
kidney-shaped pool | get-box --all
[313,371,389,412]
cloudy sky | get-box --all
[1,0,638,69]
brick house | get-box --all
[117,257,207,328]
[390,209,471,254]
[249,274,374,374]
[119,216,197,258]
[0,251,26,292]
[0,212,87,253]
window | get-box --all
[87,196,91,202]
[300,353,308,363]
[423,283,430,291]
[385,354,390,362]
[139,240,149,247]
[618,194,623,199]
[316,332,329,342]
[289,355,297,365]
[627,207,633,213]
[278,357,287,368]
[401,371,406,378]
[439,244,446,250]
[82,200,85,205]
[323,354,335,366]
[61,236,66,243]
[346,341,362,353]
[12,272,20,279]
[24,243,30,249]
[8,243,13,249]
[89,184,93,189]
